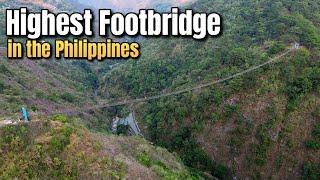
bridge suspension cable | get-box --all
[8,44,298,116]
[88,44,298,109]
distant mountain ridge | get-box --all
[76,0,195,11]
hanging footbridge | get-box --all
[60,43,299,114]
[96,45,297,108]
[0,44,300,134]
[1,44,300,116]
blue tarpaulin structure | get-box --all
[20,107,30,122]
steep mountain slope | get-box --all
[0,0,319,179]
[76,0,195,11]
[0,116,198,179]
[0,0,106,130]
[0,1,202,179]
[100,0,320,178]
[0,0,88,45]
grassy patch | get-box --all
[52,114,69,123]
[49,125,74,155]
[229,115,252,155]
[0,122,127,179]
[0,80,5,93]
[0,64,13,76]
[305,123,320,150]
[137,151,198,179]
[302,162,320,180]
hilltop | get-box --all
[0,116,199,179]
[76,0,195,11]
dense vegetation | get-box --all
[0,118,125,179]
[101,0,320,178]
[0,116,198,179]
[0,0,319,179]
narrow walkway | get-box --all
[95,44,298,108]
[1,43,300,117]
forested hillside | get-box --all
[0,1,203,179]
[0,0,319,179]
[0,116,198,179]
[0,0,110,130]
[76,0,194,11]
[101,0,320,178]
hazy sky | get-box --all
[76,0,193,10]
